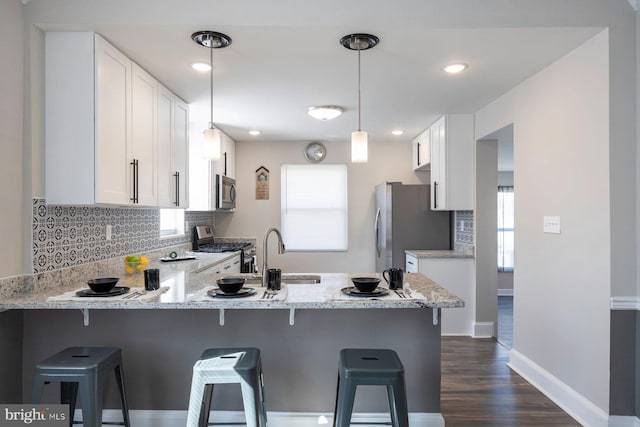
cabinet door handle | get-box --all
[433,181,438,209]
[233,260,240,265]
[130,159,139,204]
[224,265,231,270]
[224,152,228,176]
[417,142,420,166]
[408,260,414,265]
[173,171,180,206]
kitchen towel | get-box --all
[47,286,168,302]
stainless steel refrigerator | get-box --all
[375,182,452,272]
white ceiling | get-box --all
[27,0,606,144]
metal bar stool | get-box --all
[186,347,267,427]
[333,348,409,427]
[31,346,131,427]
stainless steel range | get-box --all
[192,226,256,273]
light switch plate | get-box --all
[106,224,112,240]
[543,216,561,234]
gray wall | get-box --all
[22,309,441,413]
[0,311,23,403]
[636,311,640,417]
[609,310,637,415]
[215,139,423,273]
[476,31,611,410]
[475,139,498,336]
[0,0,24,277]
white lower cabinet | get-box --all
[211,254,241,279]
[406,254,475,336]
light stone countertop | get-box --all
[405,249,474,259]
[0,254,464,310]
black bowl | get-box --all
[216,278,246,294]
[351,277,381,293]
[87,277,119,293]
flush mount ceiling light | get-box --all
[249,130,261,136]
[308,106,343,121]
[341,33,379,164]
[392,130,404,136]
[191,30,232,160]
[191,62,212,72]
[444,63,468,74]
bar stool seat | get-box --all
[333,348,409,427]
[186,347,267,427]
[31,346,131,427]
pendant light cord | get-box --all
[357,39,362,132]
[209,45,214,128]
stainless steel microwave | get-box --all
[216,174,236,210]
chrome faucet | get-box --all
[262,227,286,287]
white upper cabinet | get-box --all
[130,63,158,206]
[171,98,189,207]
[429,114,474,211]
[158,85,189,208]
[45,32,188,207]
[412,127,431,170]
[189,129,236,211]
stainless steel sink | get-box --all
[221,274,321,285]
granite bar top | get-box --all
[405,249,474,259]
[0,252,464,310]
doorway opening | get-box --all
[476,124,514,349]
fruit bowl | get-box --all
[124,255,149,275]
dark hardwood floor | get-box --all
[441,337,580,426]
[497,295,513,349]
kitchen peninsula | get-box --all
[1,253,463,426]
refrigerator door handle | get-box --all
[374,208,381,258]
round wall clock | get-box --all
[304,142,327,163]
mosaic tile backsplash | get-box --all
[454,210,474,254]
[32,198,214,273]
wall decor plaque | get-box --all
[255,166,269,200]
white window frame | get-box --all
[159,208,185,239]
[497,186,514,272]
[281,163,348,252]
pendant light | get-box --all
[192,31,232,160]
[341,33,379,163]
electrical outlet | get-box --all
[543,216,561,234]
[106,224,112,240]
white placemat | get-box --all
[329,285,425,301]
[189,285,288,302]
[47,286,168,302]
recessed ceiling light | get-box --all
[444,63,467,74]
[308,106,343,121]
[249,130,260,136]
[392,130,404,136]
[192,62,212,72]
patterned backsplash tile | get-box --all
[32,198,214,273]
[454,210,474,254]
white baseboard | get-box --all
[498,288,514,296]
[609,415,640,426]
[508,349,609,427]
[610,296,640,310]
[93,409,445,427]
[472,321,494,338]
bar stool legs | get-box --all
[187,347,267,427]
[32,347,130,427]
[333,348,409,427]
